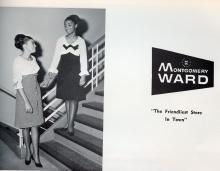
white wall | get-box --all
[0,7,105,127]
[0,7,105,92]
[103,5,220,171]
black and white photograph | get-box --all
[1,1,220,171]
[0,6,105,171]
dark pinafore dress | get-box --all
[56,44,86,101]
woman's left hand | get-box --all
[79,76,86,86]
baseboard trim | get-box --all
[0,123,25,159]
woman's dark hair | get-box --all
[14,34,32,51]
[64,15,80,25]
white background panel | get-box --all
[0,1,220,171]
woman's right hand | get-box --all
[40,79,49,88]
[25,102,33,113]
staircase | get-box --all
[39,82,104,171]
[0,34,105,169]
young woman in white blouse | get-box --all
[41,15,89,135]
[13,34,44,167]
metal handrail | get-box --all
[88,35,105,51]
[0,86,16,99]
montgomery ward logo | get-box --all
[152,48,214,95]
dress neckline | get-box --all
[19,55,34,62]
[64,35,79,45]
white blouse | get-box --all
[13,56,40,89]
[48,36,89,76]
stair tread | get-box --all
[40,140,102,171]
[95,90,104,96]
[82,102,103,112]
[39,127,46,135]
[43,108,54,118]
[76,114,103,131]
[54,128,103,156]
[41,120,54,129]
[0,123,19,143]
[43,105,64,117]
[0,122,19,134]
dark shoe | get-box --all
[25,159,31,165]
[35,162,43,168]
[67,130,74,136]
[31,156,43,168]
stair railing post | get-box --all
[91,47,94,91]
[18,129,24,148]
[96,44,99,87]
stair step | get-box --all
[40,140,102,171]
[76,114,103,131]
[55,132,102,165]
[0,122,19,143]
[82,102,103,112]
[85,93,103,104]
[0,122,25,158]
[43,108,54,118]
[74,122,103,140]
[43,106,64,118]
[78,104,103,119]
[41,120,53,130]
[95,90,104,96]
[0,122,19,134]
[39,127,46,135]
[54,128,102,156]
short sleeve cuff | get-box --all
[79,71,89,76]
[48,68,58,74]
[13,82,23,90]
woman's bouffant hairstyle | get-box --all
[14,34,32,51]
[64,15,80,25]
